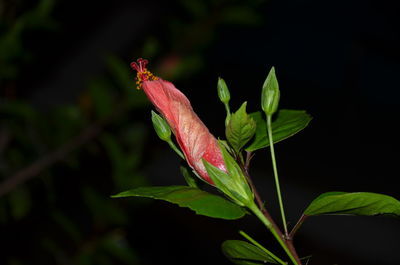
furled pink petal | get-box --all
[131,58,226,184]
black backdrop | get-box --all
[6,0,400,264]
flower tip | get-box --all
[130,58,158,89]
[130,58,149,72]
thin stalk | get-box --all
[266,115,288,236]
[224,103,231,127]
[239,153,265,213]
[249,204,300,265]
[245,151,253,171]
[166,140,185,160]
[239,230,286,265]
[239,154,302,265]
[289,214,308,239]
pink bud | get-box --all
[131,58,226,184]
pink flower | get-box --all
[131,58,226,184]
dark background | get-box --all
[1,0,399,264]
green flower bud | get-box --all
[217,77,231,104]
[151,110,171,141]
[261,67,280,116]
[203,141,255,207]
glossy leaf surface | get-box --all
[246,109,312,151]
[204,142,254,207]
[112,186,246,220]
[304,192,400,217]
[226,102,256,153]
[222,240,279,264]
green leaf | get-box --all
[112,186,246,220]
[180,165,200,188]
[304,192,400,217]
[226,102,256,153]
[204,159,246,207]
[222,240,279,264]
[246,109,312,152]
[204,142,254,207]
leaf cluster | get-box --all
[0,1,275,264]
[115,68,400,265]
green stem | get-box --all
[224,103,231,127]
[239,230,286,265]
[266,114,288,236]
[249,204,300,265]
[167,140,185,160]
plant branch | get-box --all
[238,152,302,265]
[250,204,302,265]
[166,139,185,160]
[0,110,120,197]
[239,230,286,265]
[289,214,308,239]
[266,114,288,236]
[240,151,265,213]
[245,150,254,171]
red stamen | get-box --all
[130,58,157,89]
[131,58,149,73]
[130,61,139,71]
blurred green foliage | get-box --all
[0,0,265,264]
[1,1,151,260]
[0,53,151,264]
[0,0,57,81]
